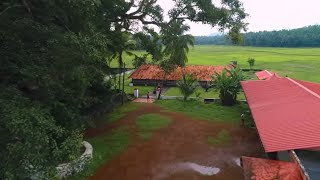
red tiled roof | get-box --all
[242,156,302,180]
[241,76,320,152]
[255,70,281,80]
[129,64,228,81]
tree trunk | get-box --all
[221,91,235,106]
[184,95,187,101]
[118,52,123,91]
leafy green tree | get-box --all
[177,74,198,101]
[162,20,194,67]
[134,28,164,63]
[128,53,148,68]
[0,0,113,178]
[247,58,255,70]
[109,31,136,90]
[213,67,244,106]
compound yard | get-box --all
[82,100,264,180]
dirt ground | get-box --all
[86,103,265,180]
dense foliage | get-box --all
[0,0,116,178]
[0,0,246,178]
[195,25,320,47]
[247,58,255,70]
[213,67,244,106]
[162,20,194,67]
[177,74,198,101]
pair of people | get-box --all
[146,86,161,101]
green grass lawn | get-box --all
[155,99,252,124]
[207,129,231,145]
[164,87,246,100]
[136,114,172,140]
[95,102,142,125]
[116,45,320,82]
[122,73,154,96]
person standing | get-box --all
[147,91,150,102]
[241,113,245,127]
[158,87,162,100]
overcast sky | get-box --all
[156,0,320,35]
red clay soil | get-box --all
[87,103,265,180]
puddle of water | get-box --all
[175,162,220,176]
[233,158,241,167]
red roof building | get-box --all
[241,75,320,152]
[129,64,227,81]
[129,64,228,86]
[242,156,302,180]
[255,70,281,80]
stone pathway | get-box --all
[133,98,155,103]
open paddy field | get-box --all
[116,45,320,82]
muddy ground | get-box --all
[86,103,264,180]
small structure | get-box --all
[56,141,93,178]
[242,156,302,180]
[129,64,228,87]
[133,88,139,98]
[255,70,281,80]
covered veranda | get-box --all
[240,74,320,179]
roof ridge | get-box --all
[265,70,273,76]
[287,78,320,100]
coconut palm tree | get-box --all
[109,32,136,90]
[177,74,198,101]
[161,20,194,67]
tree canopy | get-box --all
[195,25,320,47]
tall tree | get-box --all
[162,20,194,67]
[109,31,136,90]
[0,0,114,178]
[134,28,164,63]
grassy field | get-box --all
[116,45,320,82]
[207,129,231,145]
[73,128,130,179]
[122,73,154,96]
[155,100,252,124]
[164,87,246,100]
[136,114,172,140]
[95,102,142,125]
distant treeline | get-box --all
[195,25,320,47]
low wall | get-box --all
[56,141,93,178]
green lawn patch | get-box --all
[72,128,130,179]
[136,114,172,140]
[208,129,231,145]
[121,72,154,96]
[155,100,251,124]
[124,85,154,97]
[95,103,142,125]
[164,87,246,100]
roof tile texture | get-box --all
[129,64,228,81]
[242,156,302,180]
